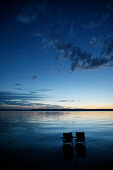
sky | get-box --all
[0,0,113,109]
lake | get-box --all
[0,111,113,169]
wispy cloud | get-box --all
[14,87,26,91]
[84,0,113,29]
[90,37,97,45]
[84,12,111,29]
[36,89,52,92]
[32,75,38,80]
[0,103,66,109]
[0,90,68,109]
[13,88,52,93]
[17,13,37,24]
[54,35,113,71]
[106,0,113,12]
[16,0,48,24]
[0,90,49,107]
[89,37,103,47]
[16,83,22,86]
[101,35,113,56]
[58,99,75,102]
[16,0,113,72]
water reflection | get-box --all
[62,144,74,159]
[62,138,86,159]
[75,143,86,157]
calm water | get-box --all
[0,111,113,169]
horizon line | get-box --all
[0,108,113,111]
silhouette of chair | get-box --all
[62,132,73,145]
[75,132,85,143]
[62,132,74,159]
[74,132,86,157]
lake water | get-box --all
[0,111,113,170]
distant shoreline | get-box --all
[0,109,113,111]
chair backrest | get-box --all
[76,132,85,142]
[63,132,73,142]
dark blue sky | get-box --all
[0,0,113,109]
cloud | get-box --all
[58,100,75,102]
[16,0,113,72]
[54,35,113,71]
[84,0,113,29]
[32,103,64,109]
[17,13,37,24]
[0,91,44,101]
[0,91,67,109]
[0,102,65,109]
[101,35,113,56]
[13,88,52,93]
[0,90,48,107]
[55,41,72,58]
[14,88,25,91]
[90,37,103,47]
[32,10,76,52]
[36,89,52,92]
[90,37,97,45]
[106,0,113,11]
[32,75,38,80]
[54,41,92,71]
[16,83,22,86]
[16,0,48,24]
[84,12,111,29]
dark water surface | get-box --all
[0,111,113,169]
